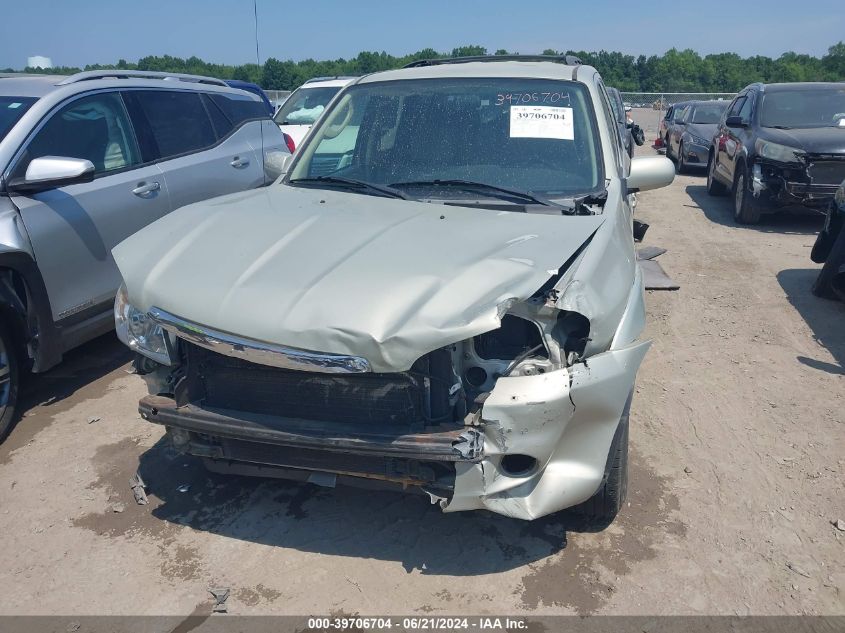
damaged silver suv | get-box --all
[113,56,674,524]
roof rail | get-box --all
[303,76,358,84]
[403,54,583,69]
[57,70,228,87]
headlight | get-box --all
[756,140,803,163]
[114,284,175,365]
[688,134,709,146]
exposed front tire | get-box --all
[573,394,630,529]
[0,318,21,443]
[812,224,845,301]
[706,153,728,196]
[733,167,763,224]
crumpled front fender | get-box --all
[443,339,651,520]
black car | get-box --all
[706,82,845,224]
[810,179,845,300]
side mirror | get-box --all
[725,115,746,128]
[8,156,95,193]
[627,156,675,193]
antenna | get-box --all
[253,0,267,178]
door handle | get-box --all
[230,156,250,168]
[132,181,160,197]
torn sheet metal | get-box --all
[444,339,651,520]
[639,259,680,291]
[636,246,667,261]
[113,186,604,373]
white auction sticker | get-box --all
[510,105,574,140]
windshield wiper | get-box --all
[765,125,793,130]
[389,179,572,212]
[289,176,409,200]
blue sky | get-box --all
[1,0,843,69]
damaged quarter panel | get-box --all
[444,339,650,520]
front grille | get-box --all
[185,343,427,426]
[809,161,845,185]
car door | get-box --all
[661,106,673,140]
[730,92,756,180]
[718,93,754,185]
[669,105,688,156]
[7,90,171,323]
[124,89,264,212]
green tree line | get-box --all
[5,42,845,92]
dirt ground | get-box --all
[0,111,842,618]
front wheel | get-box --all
[733,167,763,224]
[0,319,21,443]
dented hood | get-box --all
[113,185,604,372]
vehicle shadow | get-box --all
[2,333,131,452]
[777,268,845,375]
[685,184,824,235]
[18,332,130,410]
[137,437,592,576]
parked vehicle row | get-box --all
[0,70,289,438]
[113,55,675,525]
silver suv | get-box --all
[0,70,289,438]
[114,57,674,525]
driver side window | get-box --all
[17,92,140,178]
[738,93,754,123]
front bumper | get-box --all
[683,142,709,166]
[139,340,650,521]
[756,157,845,209]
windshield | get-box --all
[760,88,845,129]
[273,86,343,126]
[288,78,603,198]
[691,102,727,124]
[0,97,37,143]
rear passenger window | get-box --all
[209,93,266,126]
[130,91,216,160]
[201,94,234,138]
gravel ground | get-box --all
[0,115,842,617]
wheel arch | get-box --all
[0,251,62,372]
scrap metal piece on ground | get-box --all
[636,246,668,261]
[633,220,649,242]
[129,473,148,505]
[639,259,680,290]
[209,587,230,613]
